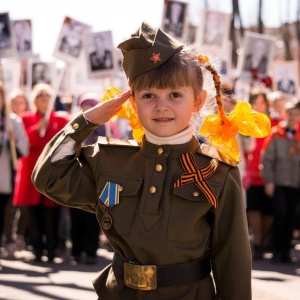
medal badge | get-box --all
[99,182,120,230]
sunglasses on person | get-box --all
[36,93,50,98]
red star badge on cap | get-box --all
[150,53,161,64]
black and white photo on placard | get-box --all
[29,60,56,88]
[12,19,32,58]
[53,16,91,63]
[196,9,231,51]
[0,12,16,58]
[238,32,275,81]
[84,30,116,79]
[272,60,299,96]
[161,0,189,42]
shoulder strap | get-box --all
[97,136,139,147]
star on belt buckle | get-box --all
[124,262,157,290]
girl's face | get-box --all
[134,86,205,137]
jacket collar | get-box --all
[139,135,200,158]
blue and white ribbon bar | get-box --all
[99,182,120,207]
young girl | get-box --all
[32,22,269,299]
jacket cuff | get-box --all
[64,112,99,143]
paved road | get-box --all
[0,245,300,300]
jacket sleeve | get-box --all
[32,113,100,212]
[211,166,252,300]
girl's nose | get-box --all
[155,97,169,111]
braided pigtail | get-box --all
[197,54,271,165]
[198,55,229,126]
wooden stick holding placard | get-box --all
[0,60,18,170]
[39,64,66,137]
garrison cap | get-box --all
[117,21,184,84]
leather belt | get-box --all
[112,251,211,290]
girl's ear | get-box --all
[193,90,207,112]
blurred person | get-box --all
[4,89,31,255]
[0,82,29,257]
[262,101,300,263]
[244,89,275,260]
[12,83,70,263]
[9,89,30,116]
[268,90,288,123]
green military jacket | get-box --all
[32,113,252,300]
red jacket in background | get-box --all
[13,110,70,207]
[244,118,278,187]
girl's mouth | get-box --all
[153,118,173,122]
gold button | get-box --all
[72,123,79,130]
[150,186,156,193]
[156,164,162,172]
[193,191,200,197]
[157,148,163,155]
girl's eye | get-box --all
[142,93,154,99]
[170,92,182,98]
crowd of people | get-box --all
[1,66,300,266]
[222,86,300,264]
[0,82,129,265]
[0,20,300,300]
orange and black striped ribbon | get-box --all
[174,152,219,208]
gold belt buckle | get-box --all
[124,262,157,290]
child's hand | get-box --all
[84,90,131,125]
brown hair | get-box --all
[130,50,203,97]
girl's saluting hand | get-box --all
[84,90,131,125]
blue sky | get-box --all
[1,0,298,61]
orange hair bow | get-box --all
[101,87,144,143]
[200,101,271,164]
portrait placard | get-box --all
[199,41,233,85]
[0,12,17,58]
[12,19,33,58]
[28,59,56,89]
[58,63,74,97]
[53,16,91,63]
[0,59,21,92]
[161,1,189,42]
[196,9,231,52]
[237,32,275,81]
[272,60,299,96]
[84,30,116,79]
